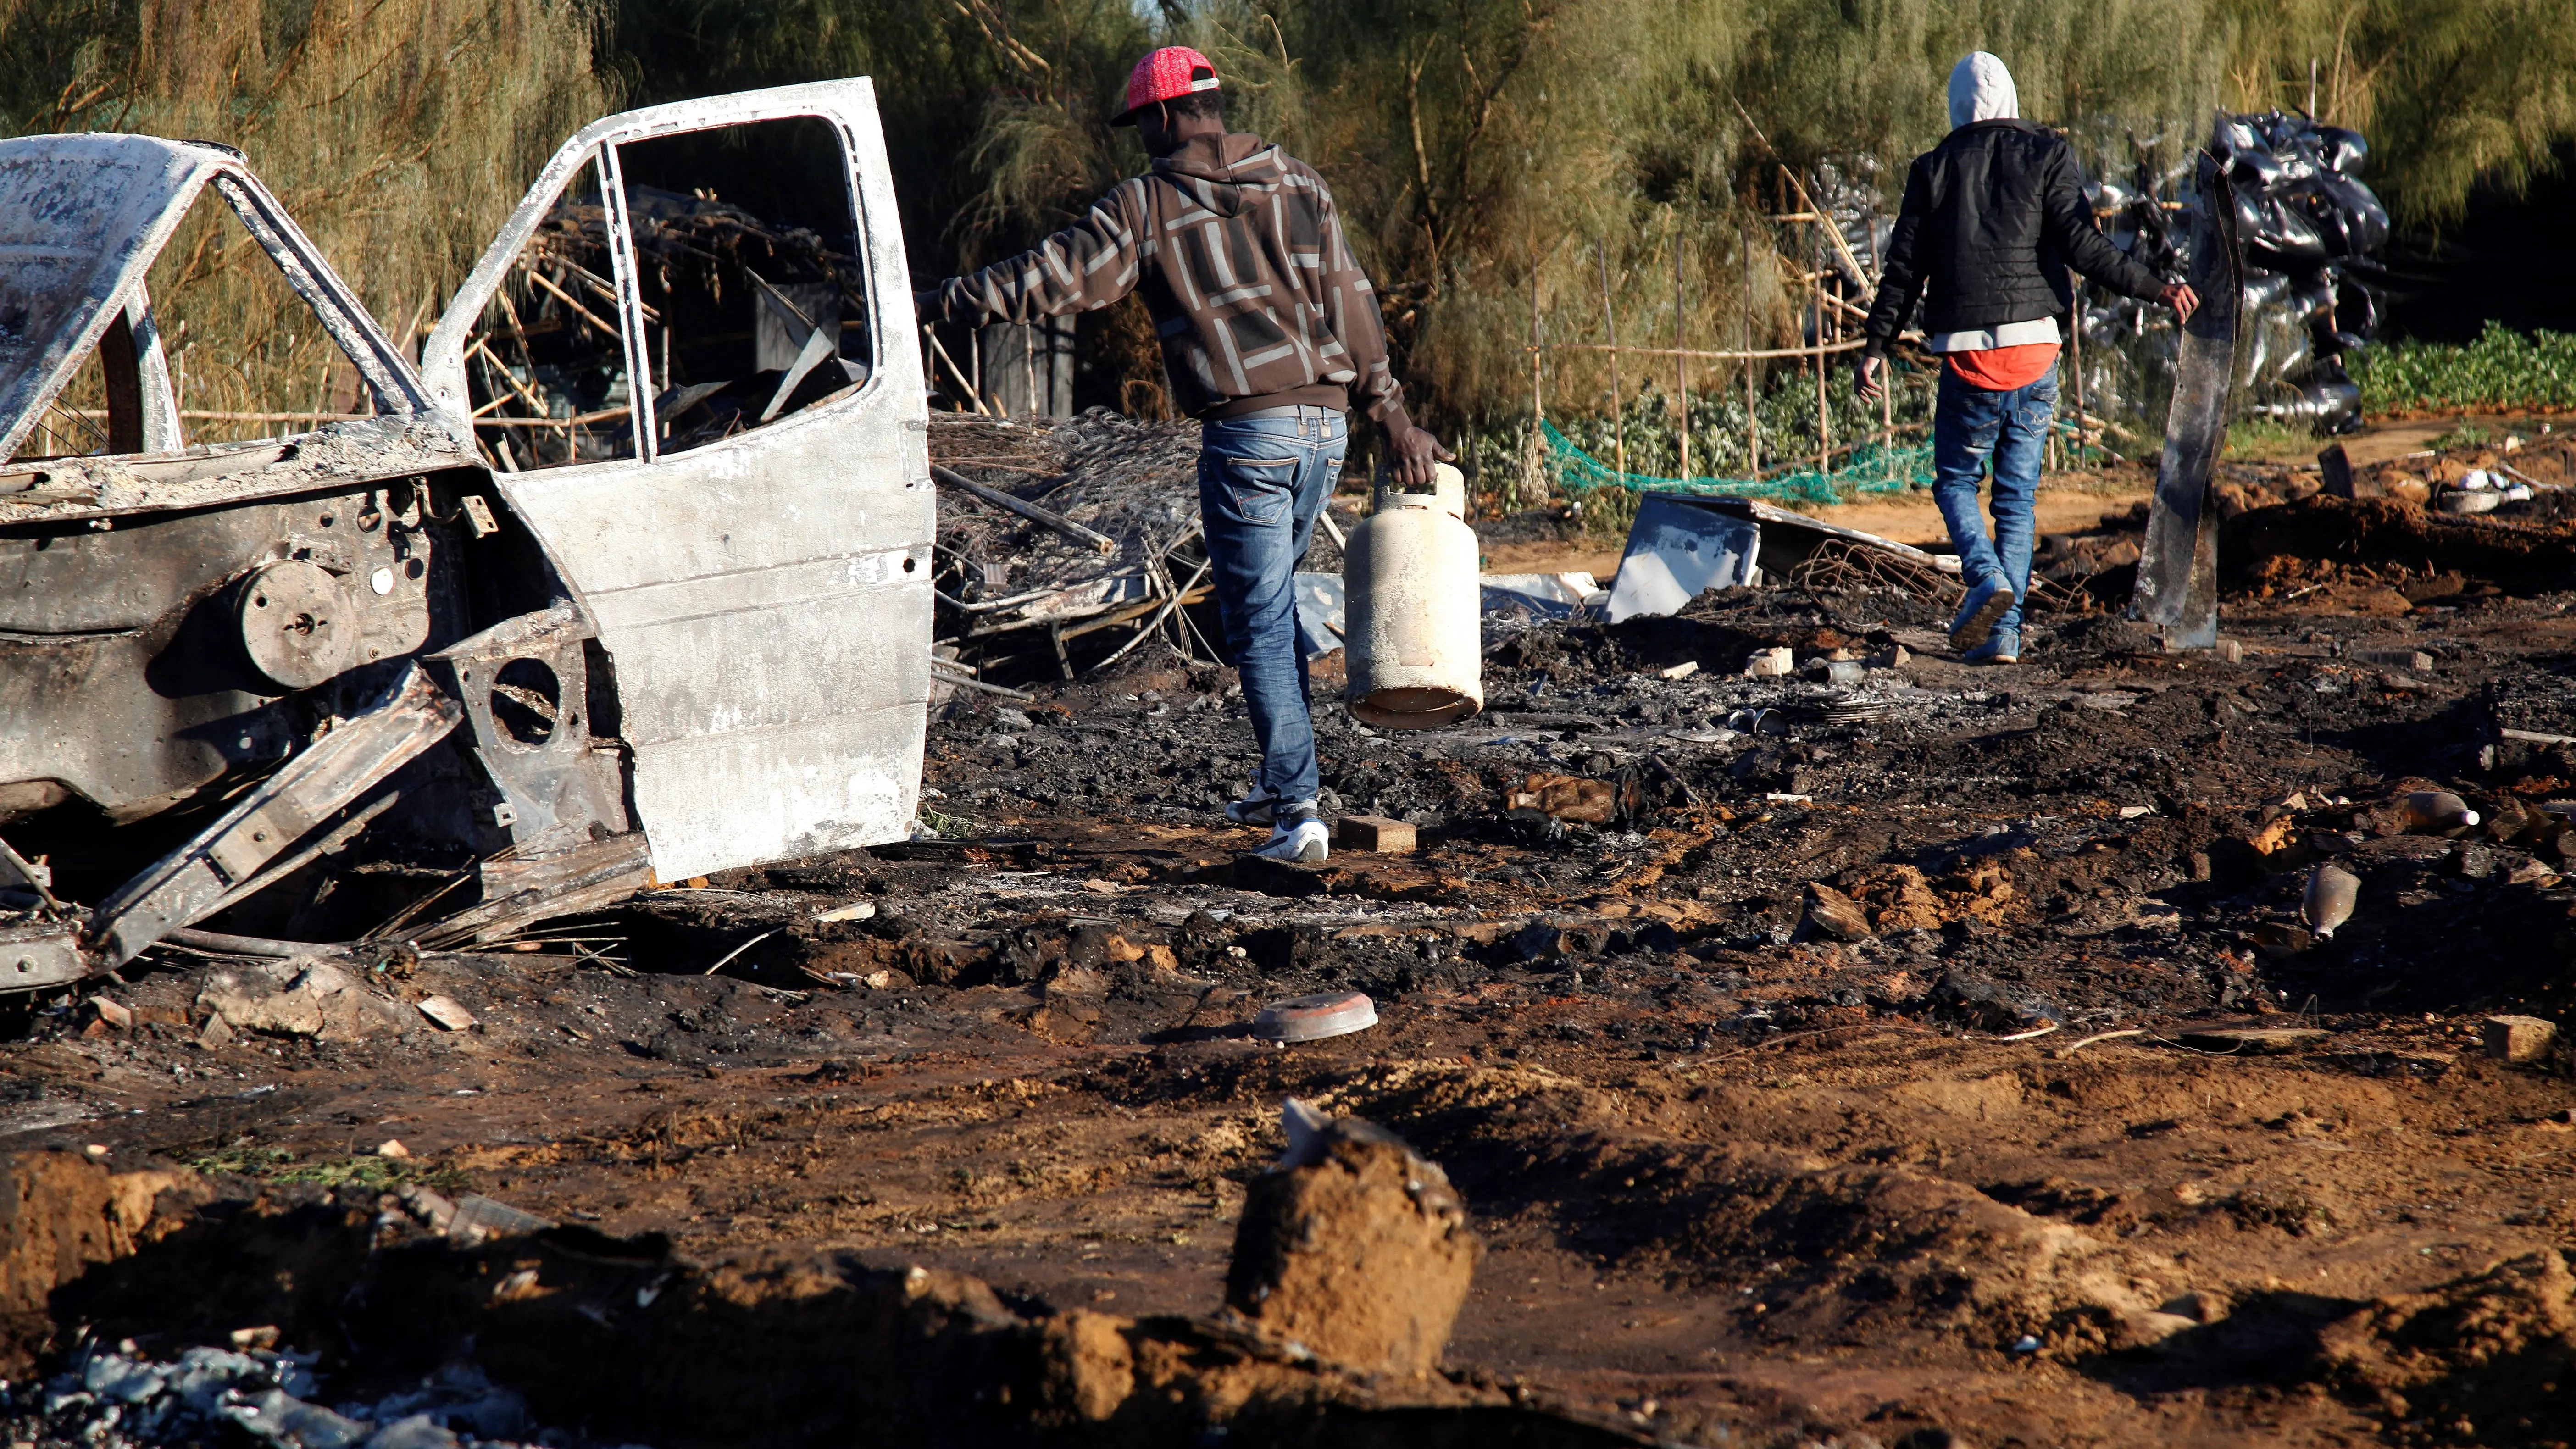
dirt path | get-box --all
[1484,413,2571,578]
[1484,475,2153,574]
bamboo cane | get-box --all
[1531,340,1865,361]
[1673,214,1690,482]
[2068,266,2089,467]
[1528,235,1544,511]
[1811,205,1830,481]
[1742,212,1759,475]
[1598,240,1624,477]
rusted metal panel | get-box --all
[0,919,83,991]
[426,601,629,851]
[89,661,463,966]
[0,473,457,820]
[0,417,472,522]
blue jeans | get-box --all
[1932,365,2057,637]
[1198,405,1347,808]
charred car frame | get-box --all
[0,80,933,988]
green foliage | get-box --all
[11,0,2576,436]
[603,0,1150,271]
[2221,0,2576,230]
[2353,322,2576,412]
[2,0,612,440]
[915,808,976,838]
[188,1145,468,1194]
[2223,416,2324,460]
[1177,0,2228,428]
[1537,357,1938,483]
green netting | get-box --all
[1540,419,1936,505]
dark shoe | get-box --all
[1949,577,2017,652]
[1964,627,2021,665]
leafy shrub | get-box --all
[2354,322,2576,413]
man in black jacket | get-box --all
[1857,52,2196,663]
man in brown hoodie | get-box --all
[920,46,1449,863]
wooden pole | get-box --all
[1743,211,1759,475]
[1815,310,1831,478]
[1880,374,1894,479]
[2067,266,2088,466]
[1529,340,1868,362]
[1598,239,1625,478]
[1673,217,1690,481]
[1527,237,1544,511]
[1811,193,1830,481]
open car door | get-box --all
[421,80,933,883]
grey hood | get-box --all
[1948,52,2019,130]
[1150,132,1282,218]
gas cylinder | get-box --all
[1343,462,1482,730]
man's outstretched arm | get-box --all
[1855,160,1933,402]
[918,184,1149,327]
[2043,147,2198,323]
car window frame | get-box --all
[605,111,883,466]
[7,160,431,466]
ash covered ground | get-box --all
[2,434,2576,1448]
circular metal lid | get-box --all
[1253,990,1377,1043]
[237,559,355,690]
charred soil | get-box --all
[5,455,2576,1447]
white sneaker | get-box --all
[1251,816,1330,863]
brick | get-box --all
[2483,1014,2559,1063]
[1332,815,1416,853]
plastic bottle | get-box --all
[2304,864,2360,938]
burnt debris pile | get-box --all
[926,412,1366,693]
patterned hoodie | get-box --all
[926,133,1413,435]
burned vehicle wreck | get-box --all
[0,80,932,990]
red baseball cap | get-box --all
[1112,45,1221,126]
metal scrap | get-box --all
[932,463,1114,555]
[1603,491,1966,622]
[2085,111,2385,440]
[2132,145,2245,651]
[927,412,1223,683]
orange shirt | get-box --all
[1945,341,2060,391]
